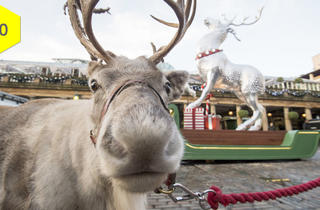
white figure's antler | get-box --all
[228,7,264,27]
[222,7,264,41]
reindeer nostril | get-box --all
[102,126,128,158]
[103,138,128,158]
[165,139,177,157]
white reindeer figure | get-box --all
[187,8,265,131]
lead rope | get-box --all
[207,176,320,209]
[157,176,320,209]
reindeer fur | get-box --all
[0,56,189,210]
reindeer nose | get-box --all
[118,116,171,152]
[100,101,183,175]
[110,103,175,157]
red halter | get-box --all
[90,80,169,145]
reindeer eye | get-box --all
[90,79,100,92]
[165,82,171,94]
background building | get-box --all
[312,54,320,71]
[300,54,320,81]
[1,58,320,131]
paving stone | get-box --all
[147,147,320,209]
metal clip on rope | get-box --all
[160,183,215,210]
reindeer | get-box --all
[0,0,196,209]
[187,8,265,131]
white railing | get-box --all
[269,81,320,91]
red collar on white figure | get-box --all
[195,49,223,60]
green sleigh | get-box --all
[181,130,320,160]
[169,104,320,160]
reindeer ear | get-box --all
[165,71,189,101]
[88,61,101,76]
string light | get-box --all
[73,95,80,100]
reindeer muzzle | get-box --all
[90,80,169,145]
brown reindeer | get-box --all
[0,0,196,209]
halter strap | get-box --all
[90,80,169,145]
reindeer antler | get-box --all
[67,0,114,63]
[149,0,197,64]
[64,1,110,15]
[67,0,196,64]
[228,7,264,27]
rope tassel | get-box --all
[207,177,320,209]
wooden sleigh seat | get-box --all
[181,129,287,146]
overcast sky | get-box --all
[0,0,319,77]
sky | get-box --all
[0,0,319,77]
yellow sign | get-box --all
[0,5,21,53]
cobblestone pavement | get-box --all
[147,147,320,210]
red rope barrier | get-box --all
[207,177,320,209]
